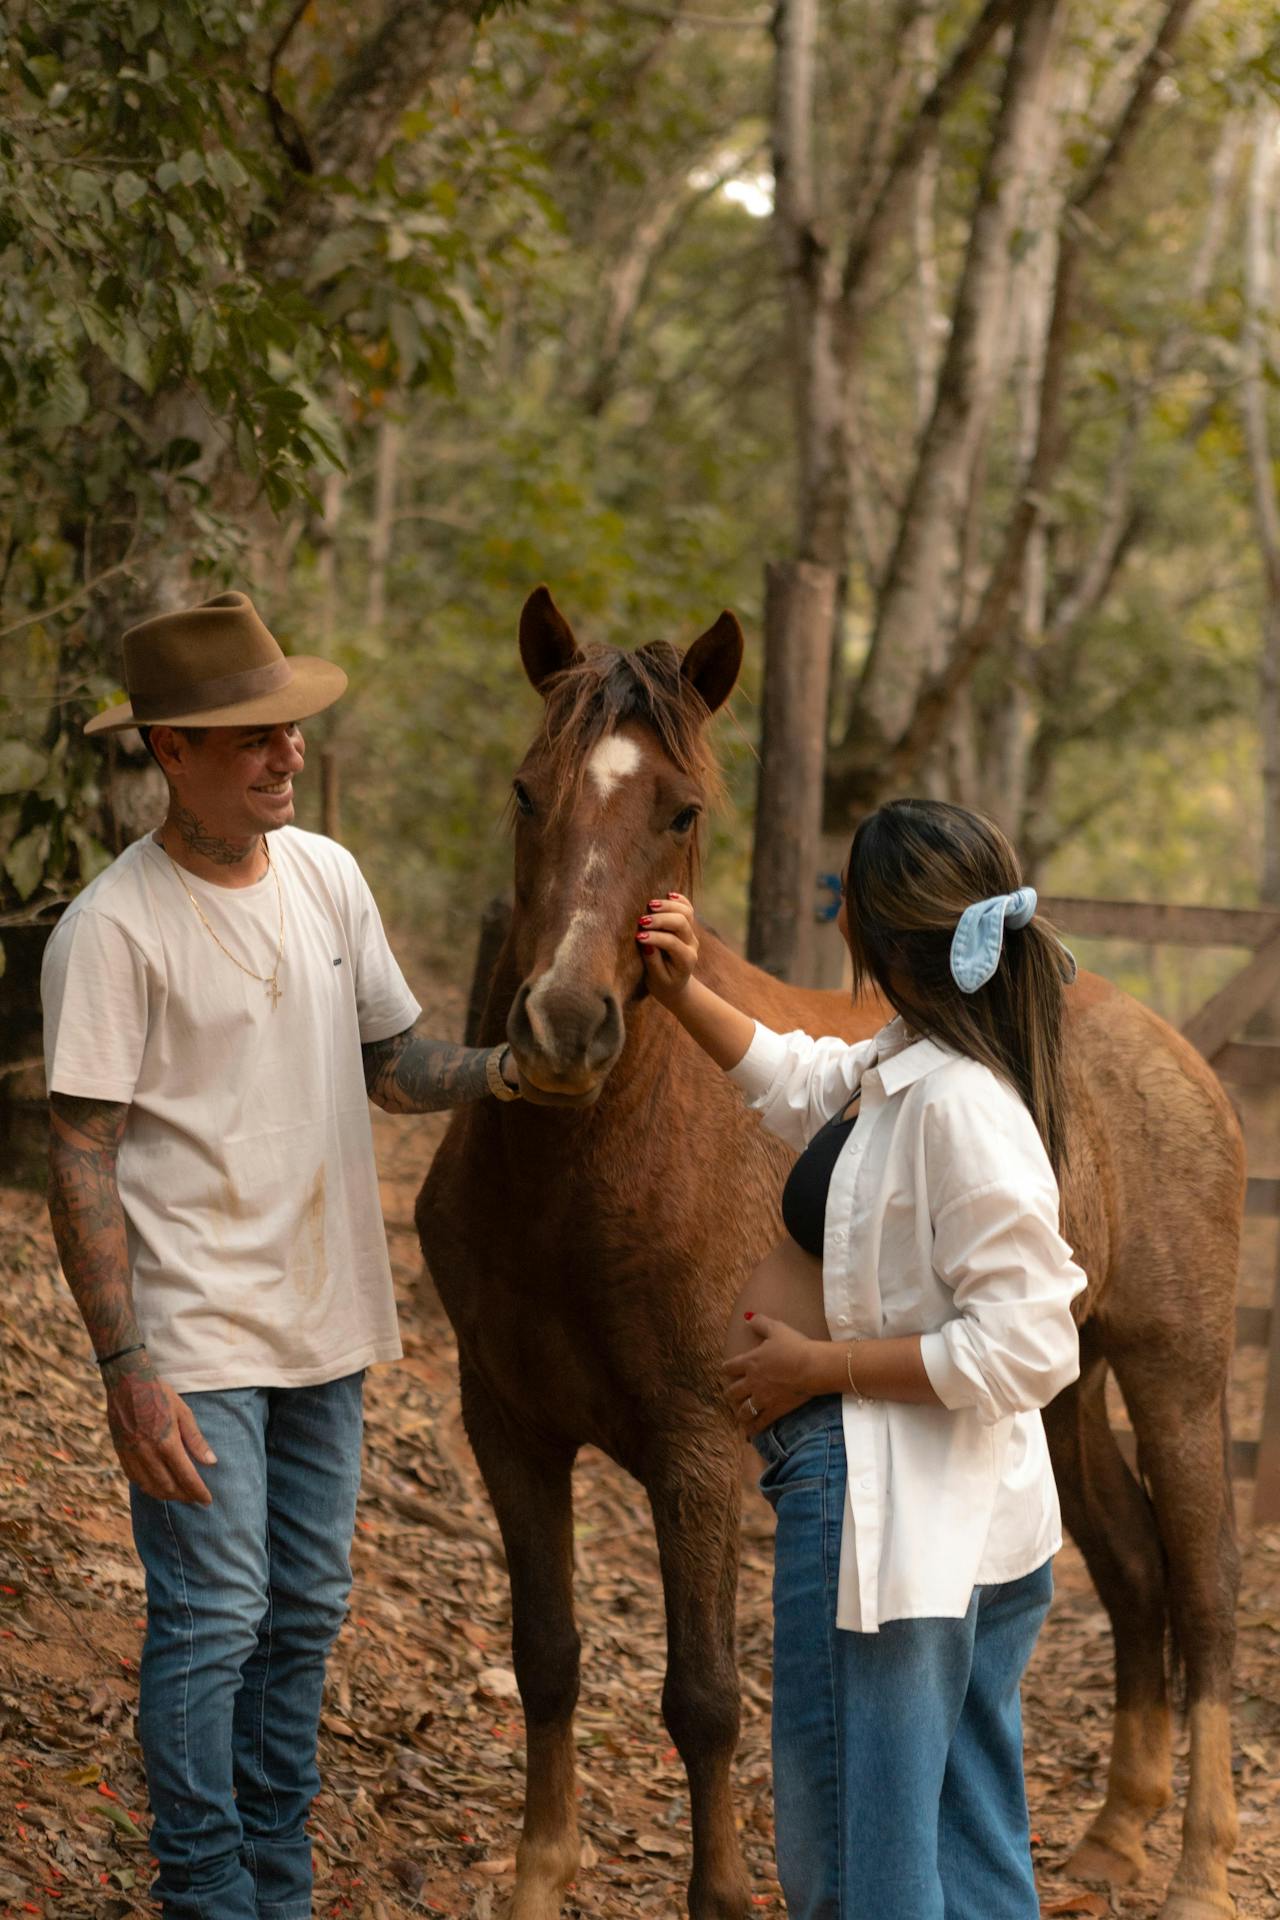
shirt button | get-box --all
[836,1314,850,1327]
[859,1476,873,1492]
[833,1229,847,1245]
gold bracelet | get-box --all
[485,1044,521,1102]
[845,1341,867,1403]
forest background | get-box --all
[4,0,1280,1030]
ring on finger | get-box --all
[746,1395,759,1418]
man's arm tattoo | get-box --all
[47,1094,147,1365]
[361,1027,494,1113]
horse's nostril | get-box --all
[508,983,540,1055]
[587,993,623,1069]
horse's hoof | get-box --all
[1065,1830,1149,1887]
[1158,1891,1236,1920]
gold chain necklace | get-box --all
[163,834,286,1010]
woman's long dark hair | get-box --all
[845,799,1072,1178]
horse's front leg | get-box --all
[642,1417,752,1920]
[460,1359,581,1920]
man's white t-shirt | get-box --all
[41,827,421,1393]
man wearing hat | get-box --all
[41,593,522,1920]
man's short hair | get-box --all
[138,725,208,768]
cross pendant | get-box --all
[265,977,282,1010]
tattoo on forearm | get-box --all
[172,806,258,866]
[47,1094,148,1366]
[362,1028,493,1113]
[104,1348,174,1458]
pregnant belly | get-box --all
[723,1234,829,1362]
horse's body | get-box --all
[416,591,1243,1920]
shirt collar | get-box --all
[871,1015,959,1097]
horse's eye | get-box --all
[670,806,700,834]
[512,781,535,818]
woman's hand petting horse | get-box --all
[635,890,699,1002]
[636,895,757,1071]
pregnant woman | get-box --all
[635,798,1085,1920]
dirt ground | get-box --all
[1,977,1278,1919]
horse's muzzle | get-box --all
[507,978,624,1097]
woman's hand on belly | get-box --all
[723,1315,830,1438]
[724,1236,828,1362]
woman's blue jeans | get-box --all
[129,1373,364,1920]
[754,1396,1052,1920]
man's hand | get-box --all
[103,1351,217,1505]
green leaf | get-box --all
[113,170,149,211]
[0,741,48,794]
[207,148,249,192]
[234,417,258,475]
[69,825,113,884]
[37,361,89,435]
[5,826,51,901]
[156,159,182,192]
[176,149,205,187]
[117,320,155,393]
[190,307,218,372]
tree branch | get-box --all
[872,0,1199,799]
[837,0,1018,354]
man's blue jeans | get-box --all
[129,1373,364,1920]
[755,1396,1052,1920]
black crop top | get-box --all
[781,1104,859,1258]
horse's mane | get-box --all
[531,643,725,830]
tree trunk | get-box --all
[1242,107,1280,904]
[845,0,1060,764]
[748,560,837,980]
[366,413,402,638]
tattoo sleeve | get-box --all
[47,1093,145,1368]
[361,1026,495,1113]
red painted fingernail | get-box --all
[639,915,652,926]
[744,1311,754,1320]
[637,933,650,942]
[668,892,679,898]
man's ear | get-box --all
[147,724,185,779]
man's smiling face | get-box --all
[151,722,306,843]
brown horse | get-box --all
[416,588,1243,1920]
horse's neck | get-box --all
[697,927,883,1044]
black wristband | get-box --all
[96,1342,146,1369]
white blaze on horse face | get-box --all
[527,846,609,1043]
[587,731,641,800]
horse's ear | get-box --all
[681,611,743,716]
[519,586,582,694]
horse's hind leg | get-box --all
[460,1360,581,1920]
[1110,1340,1240,1920]
[643,1424,751,1920]
[1044,1346,1174,1885]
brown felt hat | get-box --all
[84,591,347,736]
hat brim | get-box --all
[84,657,348,736]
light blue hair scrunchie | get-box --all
[950,886,1038,994]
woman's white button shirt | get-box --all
[729,1015,1086,1633]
